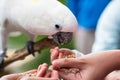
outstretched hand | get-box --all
[50,47,120,80]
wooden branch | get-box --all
[2,37,58,68]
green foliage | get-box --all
[58,0,67,5]
[20,49,51,71]
[8,34,28,49]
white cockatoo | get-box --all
[0,0,78,67]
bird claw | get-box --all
[26,41,35,56]
[0,48,7,72]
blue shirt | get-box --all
[67,0,111,30]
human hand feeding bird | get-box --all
[0,0,78,69]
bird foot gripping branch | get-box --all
[0,37,59,72]
[26,41,35,56]
[0,48,7,72]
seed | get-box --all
[60,68,80,74]
[62,54,75,58]
[60,52,79,74]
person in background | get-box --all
[91,0,120,79]
[67,0,111,54]
[92,0,120,52]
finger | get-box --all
[59,71,75,80]
[50,47,59,54]
[59,48,73,55]
[45,72,51,78]
[50,48,59,62]
[59,49,74,59]
[47,66,59,79]
[36,63,48,77]
[58,52,63,59]
[0,73,24,80]
[48,65,54,70]
[51,70,59,79]
[1,70,37,80]
[37,65,41,72]
[52,58,84,69]
[22,69,37,74]
[25,77,57,80]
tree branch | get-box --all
[2,37,58,68]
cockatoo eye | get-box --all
[55,24,62,30]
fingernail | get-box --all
[52,60,56,64]
[42,63,48,66]
[54,50,58,54]
[37,65,41,71]
[50,49,53,53]
[55,46,58,48]
[48,66,53,70]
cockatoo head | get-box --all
[29,0,78,45]
[45,0,78,45]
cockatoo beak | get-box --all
[52,32,73,45]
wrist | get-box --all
[97,50,120,78]
[113,50,120,69]
[84,50,120,80]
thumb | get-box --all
[52,58,85,69]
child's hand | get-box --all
[1,63,59,80]
[20,63,59,80]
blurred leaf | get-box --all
[19,49,51,72]
[59,0,67,5]
[8,34,47,49]
[8,34,28,49]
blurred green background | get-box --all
[59,0,67,4]
[4,0,75,74]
